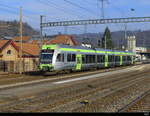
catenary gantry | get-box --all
[41,16,150,27]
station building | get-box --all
[0,40,39,72]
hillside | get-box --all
[0,20,39,38]
[73,30,150,49]
[1,20,149,49]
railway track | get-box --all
[0,65,149,112]
[118,89,150,112]
[0,63,145,87]
[53,71,150,112]
[0,65,137,88]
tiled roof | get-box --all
[15,42,40,56]
[0,40,9,49]
[30,40,39,44]
[48,35,78,46]
[0,40,40,56]
[42,40,48,44]
[13,36,31,42]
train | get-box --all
[39,44,136,72]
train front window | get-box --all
[41,54,53,60]
[40,49,54,64]
[40,54,53,64]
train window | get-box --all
[112,56,114,62]
[90,55,93,63]
[108,55,110,62]
[109,55,111,62]
[88,55,91,63]
[67,54,71,62]
[115,56,120,62]
[97,55,101,63]
[82,55,86,64]
[133,56,135,61]
[92,55,94,63]
[85,55,96,63]
[91,55,93,63]
[101,55,105,63]
[88,55,90,63]
[93,55,96,63]
[62,54,64,62]
[72,54,76,62]
[57,54,61,62]
[123,56,127,61]
[67,54,76,62]
[56,54,64,62]
[127,56,131,61]
[87,55,91,63]
[87,55,92,63]
[41,50,54,53]
[97,55,105,63]
[86,55,89,63]
[85,55,87,63]
[108,55,114,62]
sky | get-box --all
[0,0,150,34]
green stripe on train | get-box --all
[42,45,57,50]
[61,48,96,53]
[60,48,134,55]
[41,45,135,56]
[39,64,53,70]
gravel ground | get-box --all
[0,64,149,112]
[0,65,133,86]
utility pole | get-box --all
[40,15,45,47]
[19,7,23,74]
[99,0,108,19]
[104,35,106,49]
[84,24,87,39]
[124,24,127,49]
[64,26,68,34]
[64,26,68,44]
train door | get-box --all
[105,55,108,67]
[131,56,134,64]
[76,54,82,70]
[120,55,123,65]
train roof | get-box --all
[42,44,135,55]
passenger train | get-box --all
[39,44,136,72]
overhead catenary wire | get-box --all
[0,3,42,15]
[63,0,98,17]
[47,0,95,19]
[36,0,88,20]
[0,3,39,23]
[37,0,90,36]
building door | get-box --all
[9,61,14,72]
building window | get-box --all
[7,50,12,55]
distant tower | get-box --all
[127,36,136,53]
